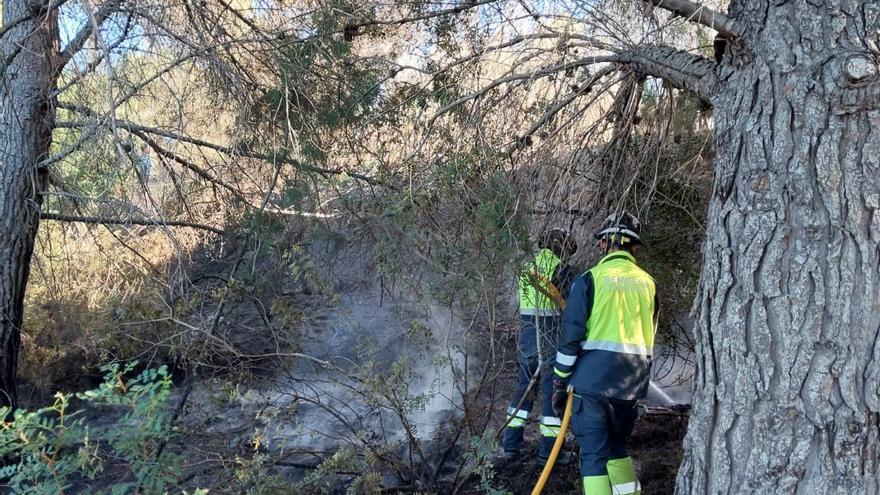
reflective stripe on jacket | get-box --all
[553,251,658,400]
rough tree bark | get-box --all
[673,1,880,493]
[0,1,60,409]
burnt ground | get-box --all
[475,325,690,494]
[484,412,688,494]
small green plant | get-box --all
[461,431,511,495]
[0,362,192,494]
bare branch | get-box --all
[425,44,715,134]
[428,55,617,126]
[134,131,339,218]
[40,212,225,235]
[54,113,393,189]
[58,0,123,70]
[440,32,612,73]
[646,0,741,38]
[295,0,501,43]
[131,130,245,199]
[507,65,618,154]
[55,12,134,95]
[0,0,73,77]
[616,45,717,102]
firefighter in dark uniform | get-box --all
[552,212,657,495]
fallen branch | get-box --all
[642,404,691,416]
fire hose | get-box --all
[530,386,573,495]
[525,268,571,495]
[523,266,691,493]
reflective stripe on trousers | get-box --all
[582,467,641,495]
[611,481,641,494]
[607,457,640,494]
[556,351,577,366]
[539,415,561,437]
[506,406,528,428]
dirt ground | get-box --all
[487,412,689,494]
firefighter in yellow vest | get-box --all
[551,212,657,495]
[501,228,576,462]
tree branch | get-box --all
[132,131,340,218]
[40,212,225,235]
[646,0,741,38]
[427,55,617,126]
[293,0,500,43]
[0,0,69,41]
[55,12,134,95]
[54,111,392,189]
[426,44,716,127]
[507,65,618,154]
[130,129,245,200]
[615,45,717,102]
[58,0,123,70]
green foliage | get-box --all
[255,1,384,163]
[292,447,358,494]
[373,148,528,311]
[636,131,710,349]
[280,244,334,298]
[461,431,511,495]
[280,185,306,209]
[49,110,128,199]
[0,363,188,494]
[243,209,286,242]
[427,61,464,109]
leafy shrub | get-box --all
[0,363,191,494]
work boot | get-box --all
[555,450,574,465]
[491,448,522,466]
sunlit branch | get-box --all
[507,65,618,154]
[428,55,617,127]
[40,212,225,235]
[53,114,393,189]
[646,0,741,38]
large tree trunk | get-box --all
[677,2,880,493]
[0,1,59,409]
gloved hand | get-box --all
[551,378,569,416]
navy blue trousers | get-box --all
[502,314,559,458]
[570,394,638,476]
